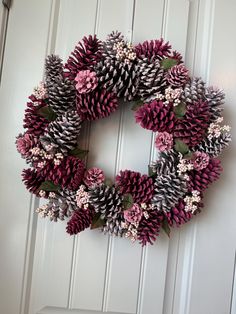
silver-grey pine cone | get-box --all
[96,58,139,101]
[89,185,123,220]
[205,86,225,122]
[40,110,81,154]
[151,150,179,176]
[181,77,206,103]
[45,54,64,85]
[152,172,187,211]
[102,31,124,58]
[138,58,166,101]
[47,77,76,115]
[102,214,125,237]
[194,132,231,157]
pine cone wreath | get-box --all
[152,171,188,211]
[164,199,193,227]
[137,209,163,246]
[76,88,118,120]
[66,209,94,235]
[188,158,222,192]
[181,77,206,103]
[47,77,76,115]
[173,100,210,147]
[166,64,189,88]
[65,35,102,80]
[137,58,166,100]
[40,110,81,154]
[44,54,63,85]
[115,170,154,204]
[96,58,139,101]
[151,150,179,175]
[205,86,225,122]
[135,100,176,132]
[89,185,123,220]
[135,38,171,61]
[46,156,85,191]
[194,132,231,157]
[23,96,49,137]
[22,168,44,196]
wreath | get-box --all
[16,31,231,246]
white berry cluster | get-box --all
[76,185,90,210]
[35,204,55,219]
[184,190,201,213]
[33,81,47,99]
[155,87,183,106]
[177,154,194,180]
[30,146,64,168]
[114,41,136,64]
[208,117,231,140]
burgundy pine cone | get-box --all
[173,100,210,147]
[135,100,176,132]
[137,210,163,246]
[64,35,102,81]
[22,168,44,196]
[23,95,49,137]
[66,209,93,235]
[188,158,222,192]
[46,156,85,190]
[164,199,193,227]
[135,39,171,61]
[115,170,154,204]
[76,88,118,121]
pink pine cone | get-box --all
[16,133,38,159]
[124,203,143,224]
[155,132,173,152]
[166,64,189,87]
[83,167,105,188]
[192,151,210,171]
[75,70,98,94]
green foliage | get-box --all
[38,180,59,192]
[37,106,57,121]
[161,58,178,70]
[122,193,134,210]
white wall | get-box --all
[0,1,235,314]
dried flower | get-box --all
[184,190,201,213]
[75,70,98,94]
[76,185,90,209]
[155,132,173,152]
[83,167,105,188]
[33,81,47,99]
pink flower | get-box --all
[193,151,210,171]
[155,132,173,151]
[75,70,98,94]
[124,203,143,224]
[83,167,105,188]
[16,133,38,158]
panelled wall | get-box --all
[0,1,235,314]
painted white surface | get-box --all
[0,1,235,314]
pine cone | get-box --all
[40,110,81,154]
[138,58,166,100]
[137,209,163,246]
[164,199,193,227]
[188,158,222,192]
[47,77,76,115]
[76,88,118,120]
[169,50,183,64]
[115,170,154,204]
[135,100,176,132]
[16,133,39,160]
[151,150,179,175]
[65,35,102,80]
[102,213,125,237]
[194,132,231,157]
[135,39,171,61]
[46,156,85,191]
[22,168,44,196]
[102,31,124,58]
[89,185,123,220]
[58,189,78,210]
[173,100,210,147]
[152,172,188,211]
[96,58,139,101]
[66,209,93,235]
[166,64,189,87]
[181,77,206,103]
[44,54,63,85]
[205,86,225,122]
[23,96,49,137]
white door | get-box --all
[0,1,236,314]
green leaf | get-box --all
[174,102,187,118]
[160,58,178,70]
[131,100,143,111]
[162,218,171,237]
[69,147,89,159]
[184,151,194,160]
[122,193,134,210]
[174,139,190,155]
[91,213,105,230]
[38,180,60,192]
[148,165,156,178]
[104,178,113,187]
[37,106,57,121]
